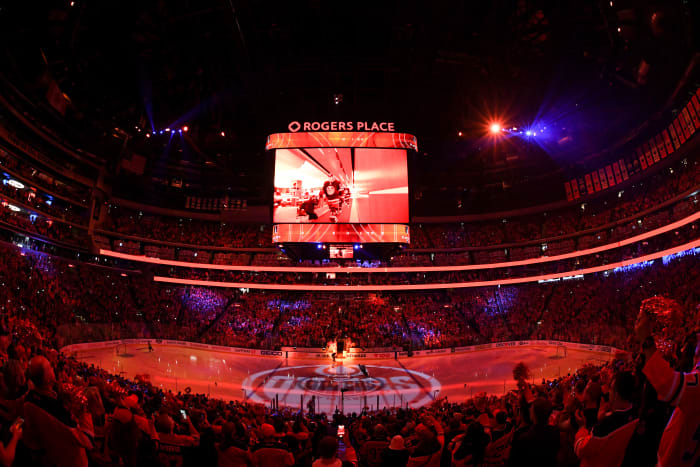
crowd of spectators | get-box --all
[0,238,697,354]
[101,206,272,248]
[0,204,89,246]
[0,251,697,466]
[415,159,699,249]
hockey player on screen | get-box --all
[321,177,346,223]
[322,177,342,200]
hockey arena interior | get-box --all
[0,2,698,467]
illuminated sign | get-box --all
[288,121,396,132]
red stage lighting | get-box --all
[183,126,188,132]
[489,123,502,134]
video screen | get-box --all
[273,147,409,224]
[330,245,354,259]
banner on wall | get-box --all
[562,90,700,200]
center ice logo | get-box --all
[242,364,441,409]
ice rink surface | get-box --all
[74,343,611,414]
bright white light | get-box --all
[490,123,502,134]
[8,180,24,189]
[8,205,20,212]
[525,131,532,136]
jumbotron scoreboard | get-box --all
[267,129,415,259]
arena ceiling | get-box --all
[0,0,696,211]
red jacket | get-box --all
[643,350,700,466]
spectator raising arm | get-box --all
[636,310,700,467]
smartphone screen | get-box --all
[180,409,187,420]
[337,425,345,437]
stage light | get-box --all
[458,131,463,137]
[489,123,502,134]
[183,126,188,132]
[220,131,225,137]
[317,244,322,249]
[159,130,164,134]
[165,128,170,132]
[525,130,532,136]
[146,133,151,138]
[178,129,181,133]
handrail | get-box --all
[0,194,88,229]
[152,239,700,291]
[0,150,90,208]
[94,229,274,252]
[100,209,700,273]
[95,184,699,255]
[0,219,89,252]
